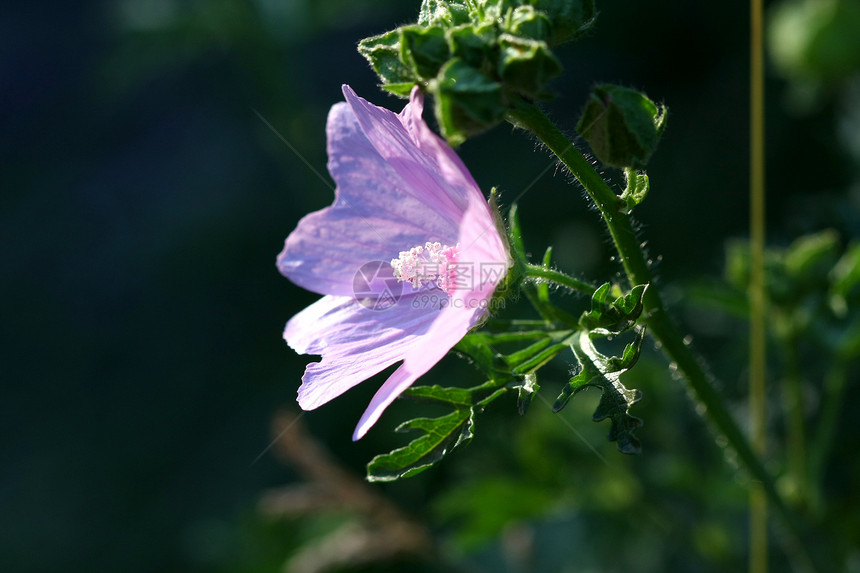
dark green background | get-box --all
[3,1,856,572]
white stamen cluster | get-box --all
[390,241,459,294]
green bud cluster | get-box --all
[358,0,596,145]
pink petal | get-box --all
[352,296,478,440]
[285,293,445,410]
[278,90,482,296]
[343,86,479,224]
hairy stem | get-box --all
[506,99,822,572]
[524,264,597,296]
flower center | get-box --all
[390,241,460,295]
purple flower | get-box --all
[278,85,510,440]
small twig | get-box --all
[258,410,434,573]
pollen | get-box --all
[390,241,460,294]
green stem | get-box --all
[537,247,553,302]
[524,264,597,296]
[506,99,823,572]
[484,318,557,329]
[479,329,570,343]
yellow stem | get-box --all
[750,0,768,571]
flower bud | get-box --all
[576,84,668,169]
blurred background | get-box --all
[2,1,858,571]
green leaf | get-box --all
[577,84,668,169]
[403,380,503,406]
[553,329,645,454]
[357,30,418,96]
[367,379,509,481]
[579,282,648,335]
[367,408,475,482]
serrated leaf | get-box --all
[367,408,475,482]
[403,380,502,406]
[553,329,644,454]
[579,283,648,335]
[604,327,646,372]
[402,385,473,407]
[368,375,509,482]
